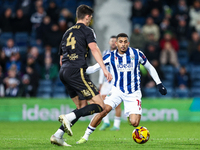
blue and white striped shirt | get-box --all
[102,47,147,94]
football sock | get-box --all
[113,116,121,128]
[54,129,64,138]
[83,125,96,140]
[73,104,103,120]
[103,114,110,124]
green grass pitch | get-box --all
[0,121,199,150]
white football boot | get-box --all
[58,115,73,136]
[50,135,71,146]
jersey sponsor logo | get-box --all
[117,63,133,72]
[67,53,78,60]
[81,89,91,97]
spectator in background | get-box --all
[2,39,20,62]
[3,68,20,97]
[0,8,13,32]
[149,8,162,25]
[25,47,41,73]
[190,43,200,65]
[58,8,75,30]
[46,1,59,23]
[0,65,5,97]
[142,60,164,88]
[30,6,46,30]
[188,31,200,54]
[16,0,35,17]
[172,0,189,27]
[37,16,52,43]
[175,18,190,41]
[130,0,146,25]
[144,43,160,62]
[12,8,31,33]
[146,0,163,15]
[42,45,58,64]
[41,56,58,80]
[160,18,174,37]
[160,31,179,52]
[142,17,160,42]
[174,66,191,89]
[42,24,63,48]
[5,53,21,72]
[24,65,39,97]
[129,24,145,51]
[160,42,180,68]
[189,0,200,32]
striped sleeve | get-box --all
[139,51,147,65]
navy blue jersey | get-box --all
[59,23,96,69]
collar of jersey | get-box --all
[115,47,130,58]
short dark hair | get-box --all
[117,33,129,39]
[110,35,117,39]
[76,5,94,20]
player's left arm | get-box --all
[86,54,110,74]
[139,51,167,95]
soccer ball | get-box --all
[132,126,150,144]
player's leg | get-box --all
[128,114,141,127]
[99,94,110,130]
[76,104,112,144]
[124,90,142,127]
[77,87,123,144]
[110,103,121,131]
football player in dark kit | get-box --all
[50,5,112,146]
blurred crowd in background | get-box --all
[0,0,200,98]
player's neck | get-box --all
[77,20,88,26]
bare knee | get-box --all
[130,119,139,127]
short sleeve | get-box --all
[103,54,110,66]
[86,28,97,44]
[139,51,147,65]
[58,42,63,55]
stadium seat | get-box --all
[0,32,13,46]
[14,32,29,46]
[192,81,200,88]
[162,80,173,88]
[161,65,174,74]
[143,87,157,98]
[37,93,51,98]
[157,87,174,98]
[52,93,67,98]
[179,40,188,50]
[53,86,66,93]
[175,88,190,98]
[132,17,146,26]
[190,65,200,80]
[191,88,200,98]
[39,79,53,86]
[37,85,52,93]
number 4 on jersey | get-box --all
[66,32,76,49]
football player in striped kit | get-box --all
[98,35,122,131]
[76,33,167,144]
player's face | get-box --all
[85,15,92,26]
[109,38,117,50]
[116,37,129,54]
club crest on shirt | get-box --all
[130,55,135,60]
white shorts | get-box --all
[100,82,112,95]
[104,86,142,117]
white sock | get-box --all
[54,129,64,138]
[103,114,110,124]
[65,112,76,122]
[113,116,121,129]
[83,125,96,141]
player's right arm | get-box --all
[88,42,112,82]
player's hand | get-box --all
[157,83,167,95]
[104,70,112,82]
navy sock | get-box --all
[74,104,103,120]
